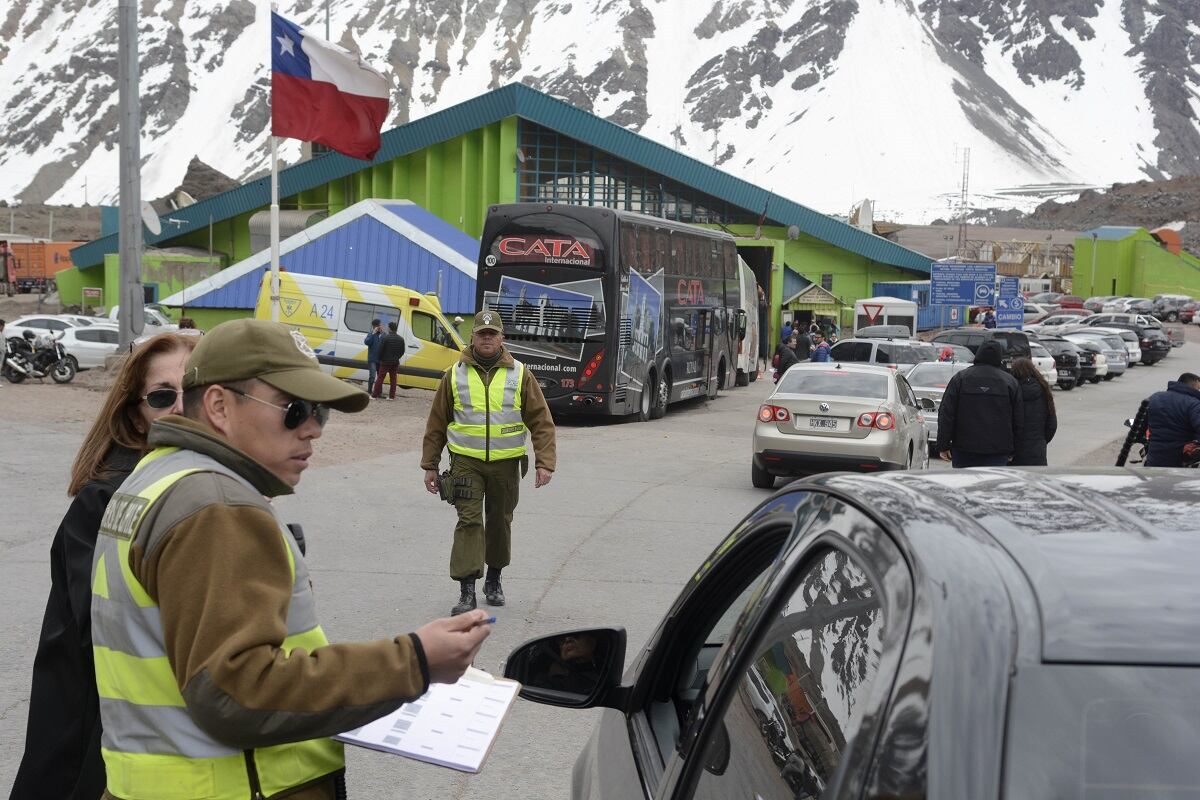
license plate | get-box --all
[1057,369,1070,377]
[808,417,839,430]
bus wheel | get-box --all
[651,369,670,419]
[637,372,654,422]
[735,367,749,387]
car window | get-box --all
[896,375,918,407]
[875,343,893,363]
[692,547,885,800]
[830,341,872,362]
[345,300,400,334]
[777,370,890,399]
[411,311,458,349]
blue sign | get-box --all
[930,262,996,306]
[996,276,1023,328]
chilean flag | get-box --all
[270,12,389,161]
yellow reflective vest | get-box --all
[447,360,528,461]
[91,447,343,800]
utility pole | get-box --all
[1090,232,1098,296]
[117,0,145,348]
[325,0,331,39]
[956,147,970,255]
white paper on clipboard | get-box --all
[335,669,520,773]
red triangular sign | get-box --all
[863,304,884,323]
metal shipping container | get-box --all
[872,280,967,331]
[8,241,83,292]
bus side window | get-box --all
[638,228,654,273]
[621,227,639,270]
[655,231,670,273]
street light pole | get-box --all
[1090,232,1098,297]
[117,0,145,348]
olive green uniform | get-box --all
[422,346,556,580]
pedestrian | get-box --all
[86,319,491,798]
[363,317,384,391]
[774,333,801,382]
[9,332,198,800]
[1144,372,1200,467]
[983,308,997,329]
[809,334,832,362]
[936,340,1024,467]
[421,309,557,615]
[792,327,813,360]
[938,346,955,362]
[1009,356,1058,466]
[177,316,198,330]
[372,320,406,399]
[0,318,6,385]
[781,319,793,343]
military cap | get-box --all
[473,309,504,334]
[183,318,369,412]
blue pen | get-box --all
[475,616,497,627]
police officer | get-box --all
[422,310,557,615]
[89,319,491,799]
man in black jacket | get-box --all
[936,340,1024,468]
[372,321,407,400]
[1145,373,1200,467]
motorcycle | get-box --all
[1117,399,1199,467]
[3,333,76,384]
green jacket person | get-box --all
[421,310,557,615]
[90,319,491,800]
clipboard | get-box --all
[335,668,521,773]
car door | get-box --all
[404,309,463,390]
[894,373,925,464]
[662,495,914,800]
[71,327,119,368]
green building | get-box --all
[68,82,931,339]
[1074,226,1200,300]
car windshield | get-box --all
[1003,664,1200,799]
[906,363,968,386]
[776,370,889,399]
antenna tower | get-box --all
[956,147,971,255]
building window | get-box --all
[516,120,759,226]
[821,273,834,291]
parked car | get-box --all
[1152,295,1192,322]
[927,342,974,362]
[1087,326,1141,365]
[1028,341,1058,385]
[929,329,1031,367]
[57,325,121,370]
[1066,339,1108,382]
[1064,331,1127,379]
[1055,294,1085,309]
[1032,336,1082,389]
[1022,302,1058,322]
[828,338,933,369]
[751,362,930,487]
[104,305,179,332]
[504,470,1200,800]
[1085,312,1162,330]
[1083,295,1119,312]
[1028,291,1063,305]
[4,314,117,342]
[904,361,972,456]
[1083,319,1171,365]
[1179,301,1198,324]
[1026,312,1094,333]
[1101,297,1148,313]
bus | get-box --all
[475,204,747,420]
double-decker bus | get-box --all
[476,204,747,420]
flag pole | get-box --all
[270,134,280,322]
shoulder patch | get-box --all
[99,492,150,541]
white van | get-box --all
[735,258,761,386]
[254,272,463,391]
[853,297,917,336]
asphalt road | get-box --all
[0,342,1193,797]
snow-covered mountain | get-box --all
[1,0,1197,223]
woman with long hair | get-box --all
[1010,356,1058,466]
[10,332,198,800]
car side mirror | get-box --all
[920,397,936,411]
[702,719,731,776]
[503,627,627,710]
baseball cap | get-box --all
[473,309,504,334]
[183,319,369,412]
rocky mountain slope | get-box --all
[1,0,1197,223]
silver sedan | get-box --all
[751,362,930,488]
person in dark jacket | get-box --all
[1009,357,1058,466]
[936,340,1024,468]
[372,321,407,400]
[9,332,197,800]
[774,333,802,382]
[363,318,384,391]
[982,309,997,329]
[1144,373,1200,467]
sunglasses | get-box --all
[142,388,182,409]
[223,385,329,430]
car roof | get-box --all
[808,468,1200,666]
[783,361,896,375]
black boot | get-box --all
[451,579,476,616]
[483,567,505,607]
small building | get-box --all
[66,82,933,340]
[1074,226,1200,299]
[155,199,478,327]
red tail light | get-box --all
[582,349,605,382]
[856,411,895,430]
[759,404,791,423]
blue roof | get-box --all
[1082,226,1144,241]
[159,200,478,312]
[74,83,932,274]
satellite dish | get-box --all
[175,190,196,208]
[787,225,800,240]
[140,202,162,236]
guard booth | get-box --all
[853,296,917,336]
